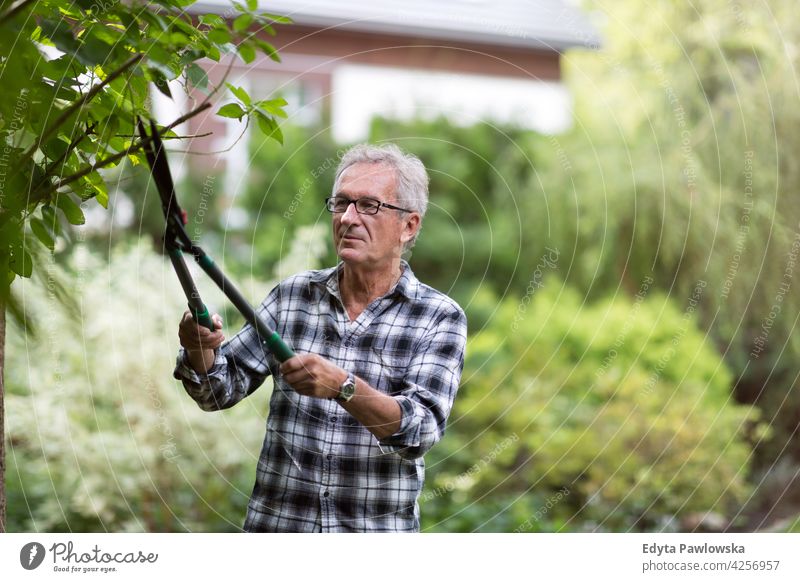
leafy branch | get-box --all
[36,101,213,201]
[15,54,144,174]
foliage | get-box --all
[562,0,800,465]
[230,124,341,278]
[368,0,800,490]
[368,117,539,303]
[5,242,261,530]
[421,283,763,531]
[0,0,290,302]
[4,0,799,534]
[104,122,342,283]
[4,231,326,531]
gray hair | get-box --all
[332,143,429,250]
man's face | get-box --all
[332,162,420,267]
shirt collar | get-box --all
[310,260,420,301]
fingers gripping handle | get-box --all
[190,304,216,331]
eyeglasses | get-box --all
[325,196,413,215]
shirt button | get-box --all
[331,416,337,423]
[326,454,333,460]
[323,491,330,498]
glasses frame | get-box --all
[325,196,414,215]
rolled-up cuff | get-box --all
[173,347,226,384]
[378,394,420,448]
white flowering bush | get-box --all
[6,232,325,531]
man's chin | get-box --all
[336,248,363,263]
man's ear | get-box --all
[400,213,421,245]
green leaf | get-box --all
[85,173,109,208]
[186,63,208,90]
[208,27,232,44]
[95,188,109,209]
[127,152,144,166]
[75,31,117,68]
[39,19,81,55]
[253,38,281,62]
[139,11,167,32]
[204,43,221,61]
[255,111,283,144]
[178,49,205,68]
[38,55,73,82]
[55,193,86,225]
[99,115,120,144]
[127,74,149,103]
[41,137,71,162]
[9,242,33,278]
[41,206,61,236]
[256,98,288,118]
[170,31,191,45]
[142,42,174,67]
[259,12,293,24]
[200,15,225,27]
[30,218,55,250]
[225,83,252,106]
[246,0,258,10]
[116,10,139,40]
[238,42,256,64]
[234,14,254,32]
[257,97,288,108]
[170,16,200,39]
[148,67,173,99]
[217,103,246,119]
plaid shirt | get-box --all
[173,261,467,532]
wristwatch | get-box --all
[335,372,356,403]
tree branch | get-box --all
[32,123,96,193]
[33,101,212,201]
[23,51,243,205]
[17,54,143,169]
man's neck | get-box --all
[340,258,403,313]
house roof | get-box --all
[192,0,601,51]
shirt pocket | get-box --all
[363,347,410,396]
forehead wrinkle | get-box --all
[338,164,398,202]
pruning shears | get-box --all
[137,117,295,362]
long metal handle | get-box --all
[192,249,295,362]
[168,249,215,331]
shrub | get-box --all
[6,236,324,531]
[422,282,763,531]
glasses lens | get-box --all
[356,198,381,214]
[326,197,346,212]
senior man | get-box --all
[174,143,467,532]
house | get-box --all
[155,0,599,209]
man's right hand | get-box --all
[178,310,225,375]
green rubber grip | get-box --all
[263,331,295,362]
[190,304,216,331]
[199,254,214,269]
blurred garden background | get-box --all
[4,0,800,532]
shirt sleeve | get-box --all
[173,285,282,411]
[378,305,468,460]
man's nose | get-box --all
[340,202,361,225]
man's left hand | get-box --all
[279,353,348,400]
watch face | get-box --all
[339,376,356,401]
